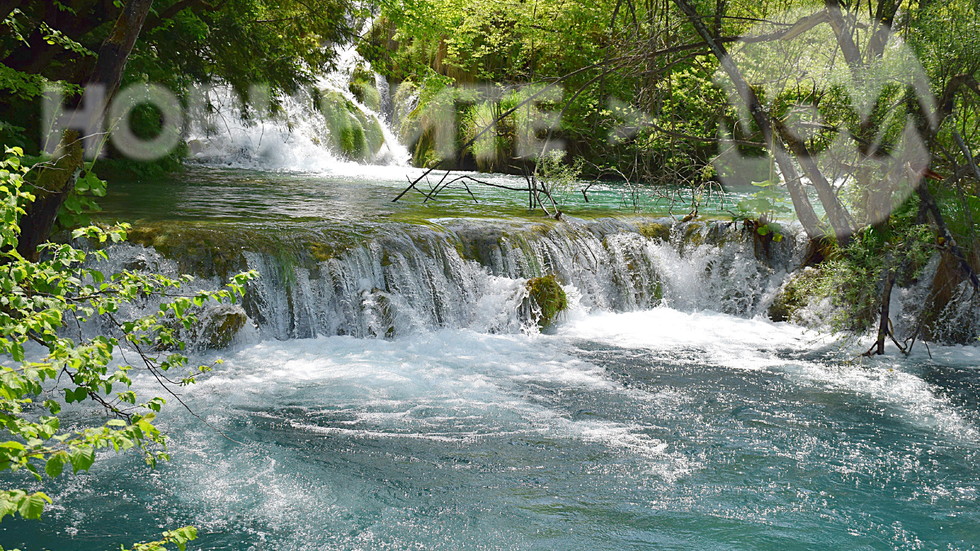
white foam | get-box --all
[559,308,979,443]
[561,307,824,370]
[186,43,411,176]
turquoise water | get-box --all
[3,167,978,550]
[4,311,979,550]
[96,166,746,226]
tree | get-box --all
[373,0,980,346]
[2,0,362,257]
[14,0,155,260]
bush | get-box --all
[0,147,255,548]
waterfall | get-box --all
[99,217,814,344]
[184,44,410,172]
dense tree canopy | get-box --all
[0,0,358,148]
[363,0,979,187]
[365,0,980,349]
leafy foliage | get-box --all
[0,147,255,547]
[792,206,937,333]
[120,527,198,551]
[534,149,584,207]
[0,0,359,173]
[732,179,793,242]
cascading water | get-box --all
[90,207,969,350]
[94,217,806,344]
[11,186,980,551]
[184,44,410,173]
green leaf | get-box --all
[45,455,64,478]
[17,492,50,520]
[69,447,95,473]
[0,441,25,452]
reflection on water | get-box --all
[97,166,747,227]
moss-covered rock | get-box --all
[348,65,382,112]
[768,267,820,323]
[397,75,468,168]
[308,241,346,262]
[200,304,248,349]
[681,221,707,248]
[127,224,248,279]
[392,79,418,131]
[411,125,442,168]
[319,89,385,162]
[636,221,671,241]
[524,274,568,329]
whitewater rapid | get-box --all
[10,305,979,551]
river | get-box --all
[3,161,978,550]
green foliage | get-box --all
[319,90,385,161]
[534,149,584,207]
[0,64,46,103]
[129,0,358,98]
[732,179,793,242]
[0,0,358,165]
[120,527,198,551]
[396,73,457,166]
[363,0,640,174]
[812,230,890,332]
[348,65,382,112]
[37,22,94,58]
[803,217,936,332]
[461,100,507,170]
[0,148,256,544]
[53,165,107,230]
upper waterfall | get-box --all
[184,43,411,174]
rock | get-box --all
[768,267,820,323]
[524,274,568,329]
[363,287,396,339]
[319,90,385,162]
[392,80,418,133]
[922,250,980,343]
[348,65,382,112]
[636,221,671,241]
[200,304,248,349]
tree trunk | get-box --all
[670,0,825,240]
[868,269,895,355]
[16,0,154,260]
[916,180,980,291]
[15,130,84,258]
[773,119,855,241]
